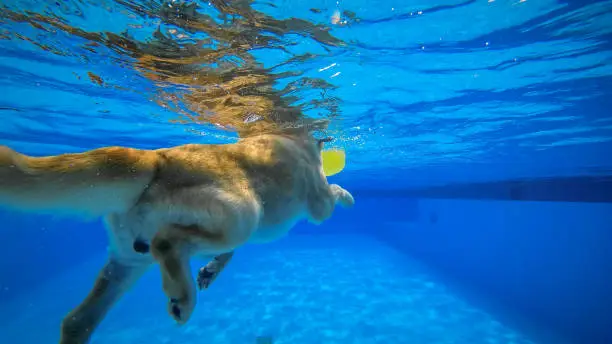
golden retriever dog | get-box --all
[0,128,354,344]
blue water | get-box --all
[1,0,612,343]
[0,234,540,344]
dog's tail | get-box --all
[0,145,158,216]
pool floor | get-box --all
[0,234,538,344]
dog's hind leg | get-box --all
[59,260,149,344]
[150,225,201,325]
[150,225,234,325]
[151,224,253,324]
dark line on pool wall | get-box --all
[352,175,612,203]
[0,107,23,112]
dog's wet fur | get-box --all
[0,129,354,343]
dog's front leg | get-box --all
[59,259,149,344]
[330,184,355,207]
[197,251,235,290]
[307,183,355,223]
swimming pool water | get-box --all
[1,0,611,343]
[0,233,554,344]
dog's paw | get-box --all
[340,190,355,208]
[331,184,355,208]
[197,264,219,290]
[168,295,195,325]
[160,264,197,325]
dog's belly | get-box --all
[248,212,305,244]
[104,210,160,265]
[104,192,307,261]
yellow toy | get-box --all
[321,149,346,176]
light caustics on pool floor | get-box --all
[0,234,537,344]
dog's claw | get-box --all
[197,266,217,290]
[171,303,181,319]
[167,297,193,324]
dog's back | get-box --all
[0,132,337,236]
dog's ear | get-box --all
[317,137,333,151]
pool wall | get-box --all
[362,195,612,344]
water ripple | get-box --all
[0,0,611,186]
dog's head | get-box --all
[248,118,332,149]
[240,119,335,167]
[278,120,334,159]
